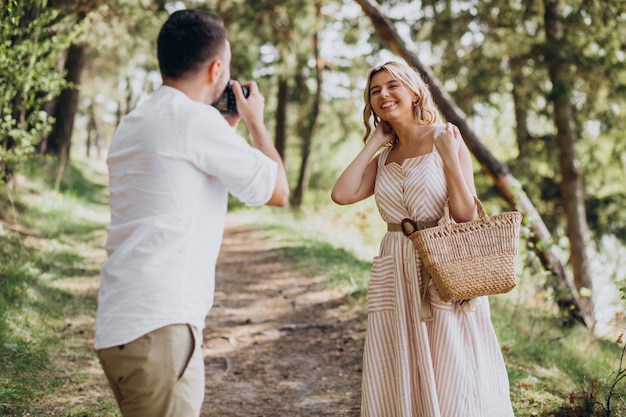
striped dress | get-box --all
[362,125,515,417]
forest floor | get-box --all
[199,220,365,416]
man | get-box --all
[94,9,289,417]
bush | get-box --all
[0,0,77,181]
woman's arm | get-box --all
[331,124,394,205]
[434,123,477,222]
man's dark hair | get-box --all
[157,10,228,79]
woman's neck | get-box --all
[391,121,431,147]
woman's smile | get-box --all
[381,100,397,109]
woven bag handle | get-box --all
[441,196,488,226]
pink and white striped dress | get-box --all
[362,125,514,417]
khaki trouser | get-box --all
[97,324,204,417]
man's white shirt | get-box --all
[95,86,277,349]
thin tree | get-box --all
[46,42,87,160]
[275,77,289,161]
[291,1,324,208]
[543,0,594,317]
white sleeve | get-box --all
[189,108,278,207]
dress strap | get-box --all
[377,146,393,168]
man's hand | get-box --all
[231,80,264,129]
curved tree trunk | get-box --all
[355,0,594,327]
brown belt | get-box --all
[387,219,438,235]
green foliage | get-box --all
[0,0,81,181]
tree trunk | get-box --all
[510,63,531,163]
[543,0,594,317]
[355,0,594,327]
[291,2,323,208]
[275,77,289,161]
[85,101,102,158]
[46,42,87,160]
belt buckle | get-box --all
[400,218,418,237]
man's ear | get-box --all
[207,59,222,83]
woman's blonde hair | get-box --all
[362,61,440,143]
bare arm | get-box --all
[232,81,289,207]
[434,123,477,222]
[331,124,394,205]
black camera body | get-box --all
[214,80,250,114]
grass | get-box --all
[0,155,119,417]
[1,155,626,416]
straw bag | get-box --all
[401,197,522,302]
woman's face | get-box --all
[369,70,416,123]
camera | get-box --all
[214,80,250,114]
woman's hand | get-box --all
[368,121,395,149]
[434,122,477,222]
[433,122,461,163]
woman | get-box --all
[332,61,514,417]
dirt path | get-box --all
[200,220,366,416]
